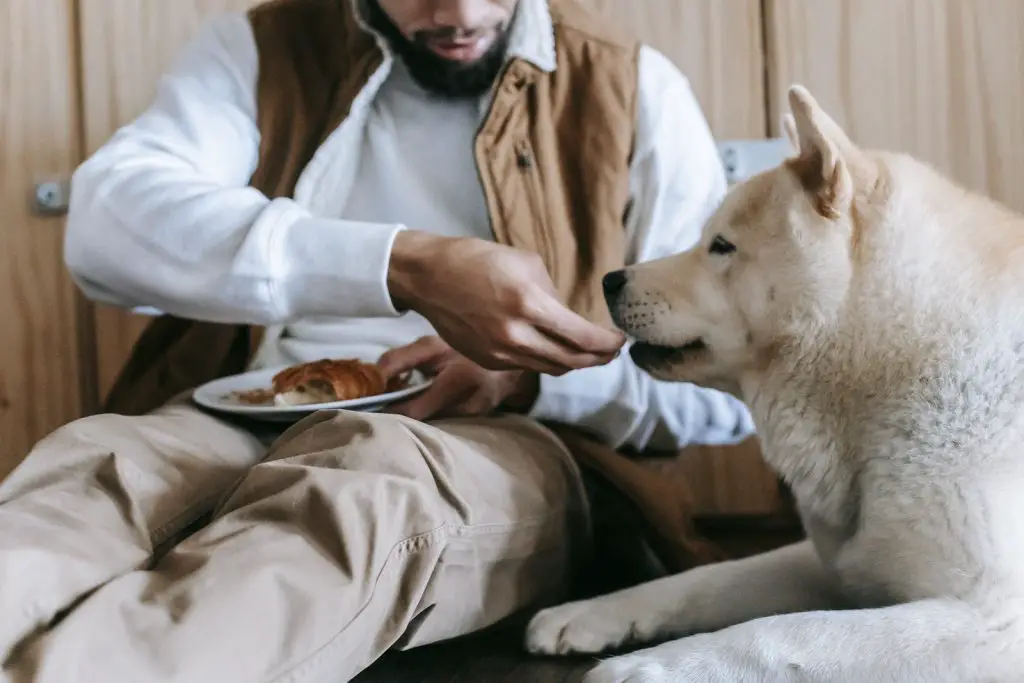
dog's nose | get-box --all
[602,270,628,299]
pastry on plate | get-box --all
[271,358,392,406]
[232,358,406,406]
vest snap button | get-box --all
[516,149,533,169]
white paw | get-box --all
[582,655,671,683]
[525,598,648,655]
[583,637,750,683]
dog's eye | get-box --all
[709,235,736,256]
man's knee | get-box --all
[1,406,265,539]
[1,413,143,500]
[262,410,450,479]
[260,410,576,495]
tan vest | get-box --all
[102,0,724,572]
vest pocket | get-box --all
[512,138,556,280]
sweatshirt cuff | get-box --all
[273,214,405,320]
[526,359,639,446]
[526,352,757,452]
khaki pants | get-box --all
[0,401,591,683]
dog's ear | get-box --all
[786,84,859,220]
[781,114,799,155]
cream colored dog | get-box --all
[523,84,1024,682]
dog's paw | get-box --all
[584,636,751,683]
[525,598,649,655]
[581,655,671,683]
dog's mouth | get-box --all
[629,337,708,366]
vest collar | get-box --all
[349,0,556,74]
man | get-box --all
[0,0,753,681]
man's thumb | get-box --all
[377,335,450,377]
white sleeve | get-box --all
[527,45,755,452]
[63,13,403,325]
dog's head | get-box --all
[605,85,874,391]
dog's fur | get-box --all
[523,85,1024,681]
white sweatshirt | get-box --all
[64,0,755,452]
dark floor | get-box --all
[354,517,804,682]
[354,625,594,683]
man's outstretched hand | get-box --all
[387,231,625,376]
[377,336,539,421]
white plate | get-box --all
[192,366,432,422]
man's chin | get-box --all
[364,0,509,98]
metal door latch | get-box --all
[717,138,791,185]
[33,180,71,216]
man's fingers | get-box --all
[459,335,618,376]
[499,323,621,374]
[459,340,567,376]
[514,345,618,375]
[377,335,450,378]
[536,310,626,356]
[524,291,626,356]
[386,366,473,421]
[445,389,494,419]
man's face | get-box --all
[366,0,519,98]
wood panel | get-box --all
[589,0,780,515]
[0,0,86,478]
[767,0,1024,211]
[77,0,265,403]
[587,0,767,140]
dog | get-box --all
[523,84,1024,682]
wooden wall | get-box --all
[766,0,1024,212]
[77,0,267,402]
[2,1,1022,515]
[1,0,87,475]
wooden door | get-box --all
[767,0,1024,211]
[0,0,89,478]
[77,0,265,402]
[589,0,782,516]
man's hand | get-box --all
[387,231,625,376]
[378,336,539,421]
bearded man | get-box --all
[0,1,753,681]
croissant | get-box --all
[270,358,399,406]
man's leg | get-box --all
[5,410,591,683]
[0,401,267,663]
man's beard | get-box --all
[364,0,512,99]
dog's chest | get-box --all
[753,390,859,530]
[802,509,916,607]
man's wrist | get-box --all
[503,371,540,413]
[387,230,438,311]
